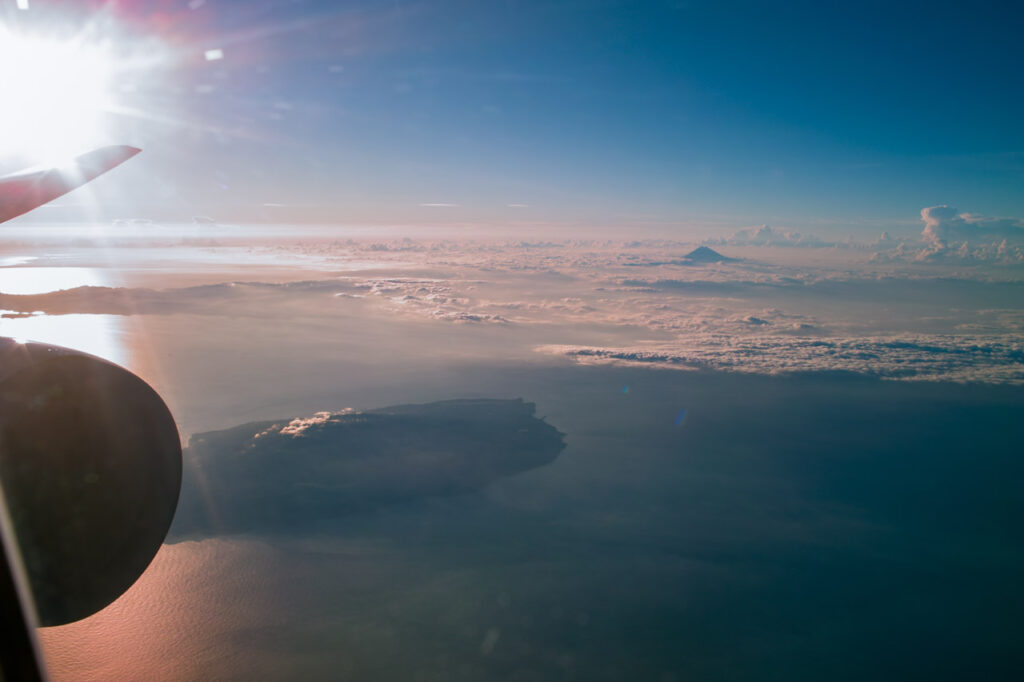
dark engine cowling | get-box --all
[0,338,181,626]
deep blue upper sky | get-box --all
[9,0,1024,231]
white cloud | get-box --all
[430,311,508,323]
[921,205,1024,246]
[704,224,836,248]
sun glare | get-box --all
[0,28,115,161]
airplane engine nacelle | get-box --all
[0,339,181,626]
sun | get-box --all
[0,27,115,162]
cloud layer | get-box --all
[3,229,1023,387]
[537,334,1024,384]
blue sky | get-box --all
[6,0,1024,231]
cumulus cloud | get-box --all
[430,310,509,323]
[863,207,1024,263]
[169,399,565,539]
[704,224,837,248]
[921,205,1024,246]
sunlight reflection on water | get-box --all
[0,266,105,295]
[0,256,38,267]
[0,312,127,366]
[0,267,125,365]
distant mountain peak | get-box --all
[684,246,732,262]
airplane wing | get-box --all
[0,145,141,224]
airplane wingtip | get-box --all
[0,145,144,224]
[85,145,142,160]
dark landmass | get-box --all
[168,399,564,540]
[0,280,342,317]
[683,245,733,262]
[620,246,737,267]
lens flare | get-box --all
[0,28,115,161]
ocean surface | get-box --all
[39,365,1024,681]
